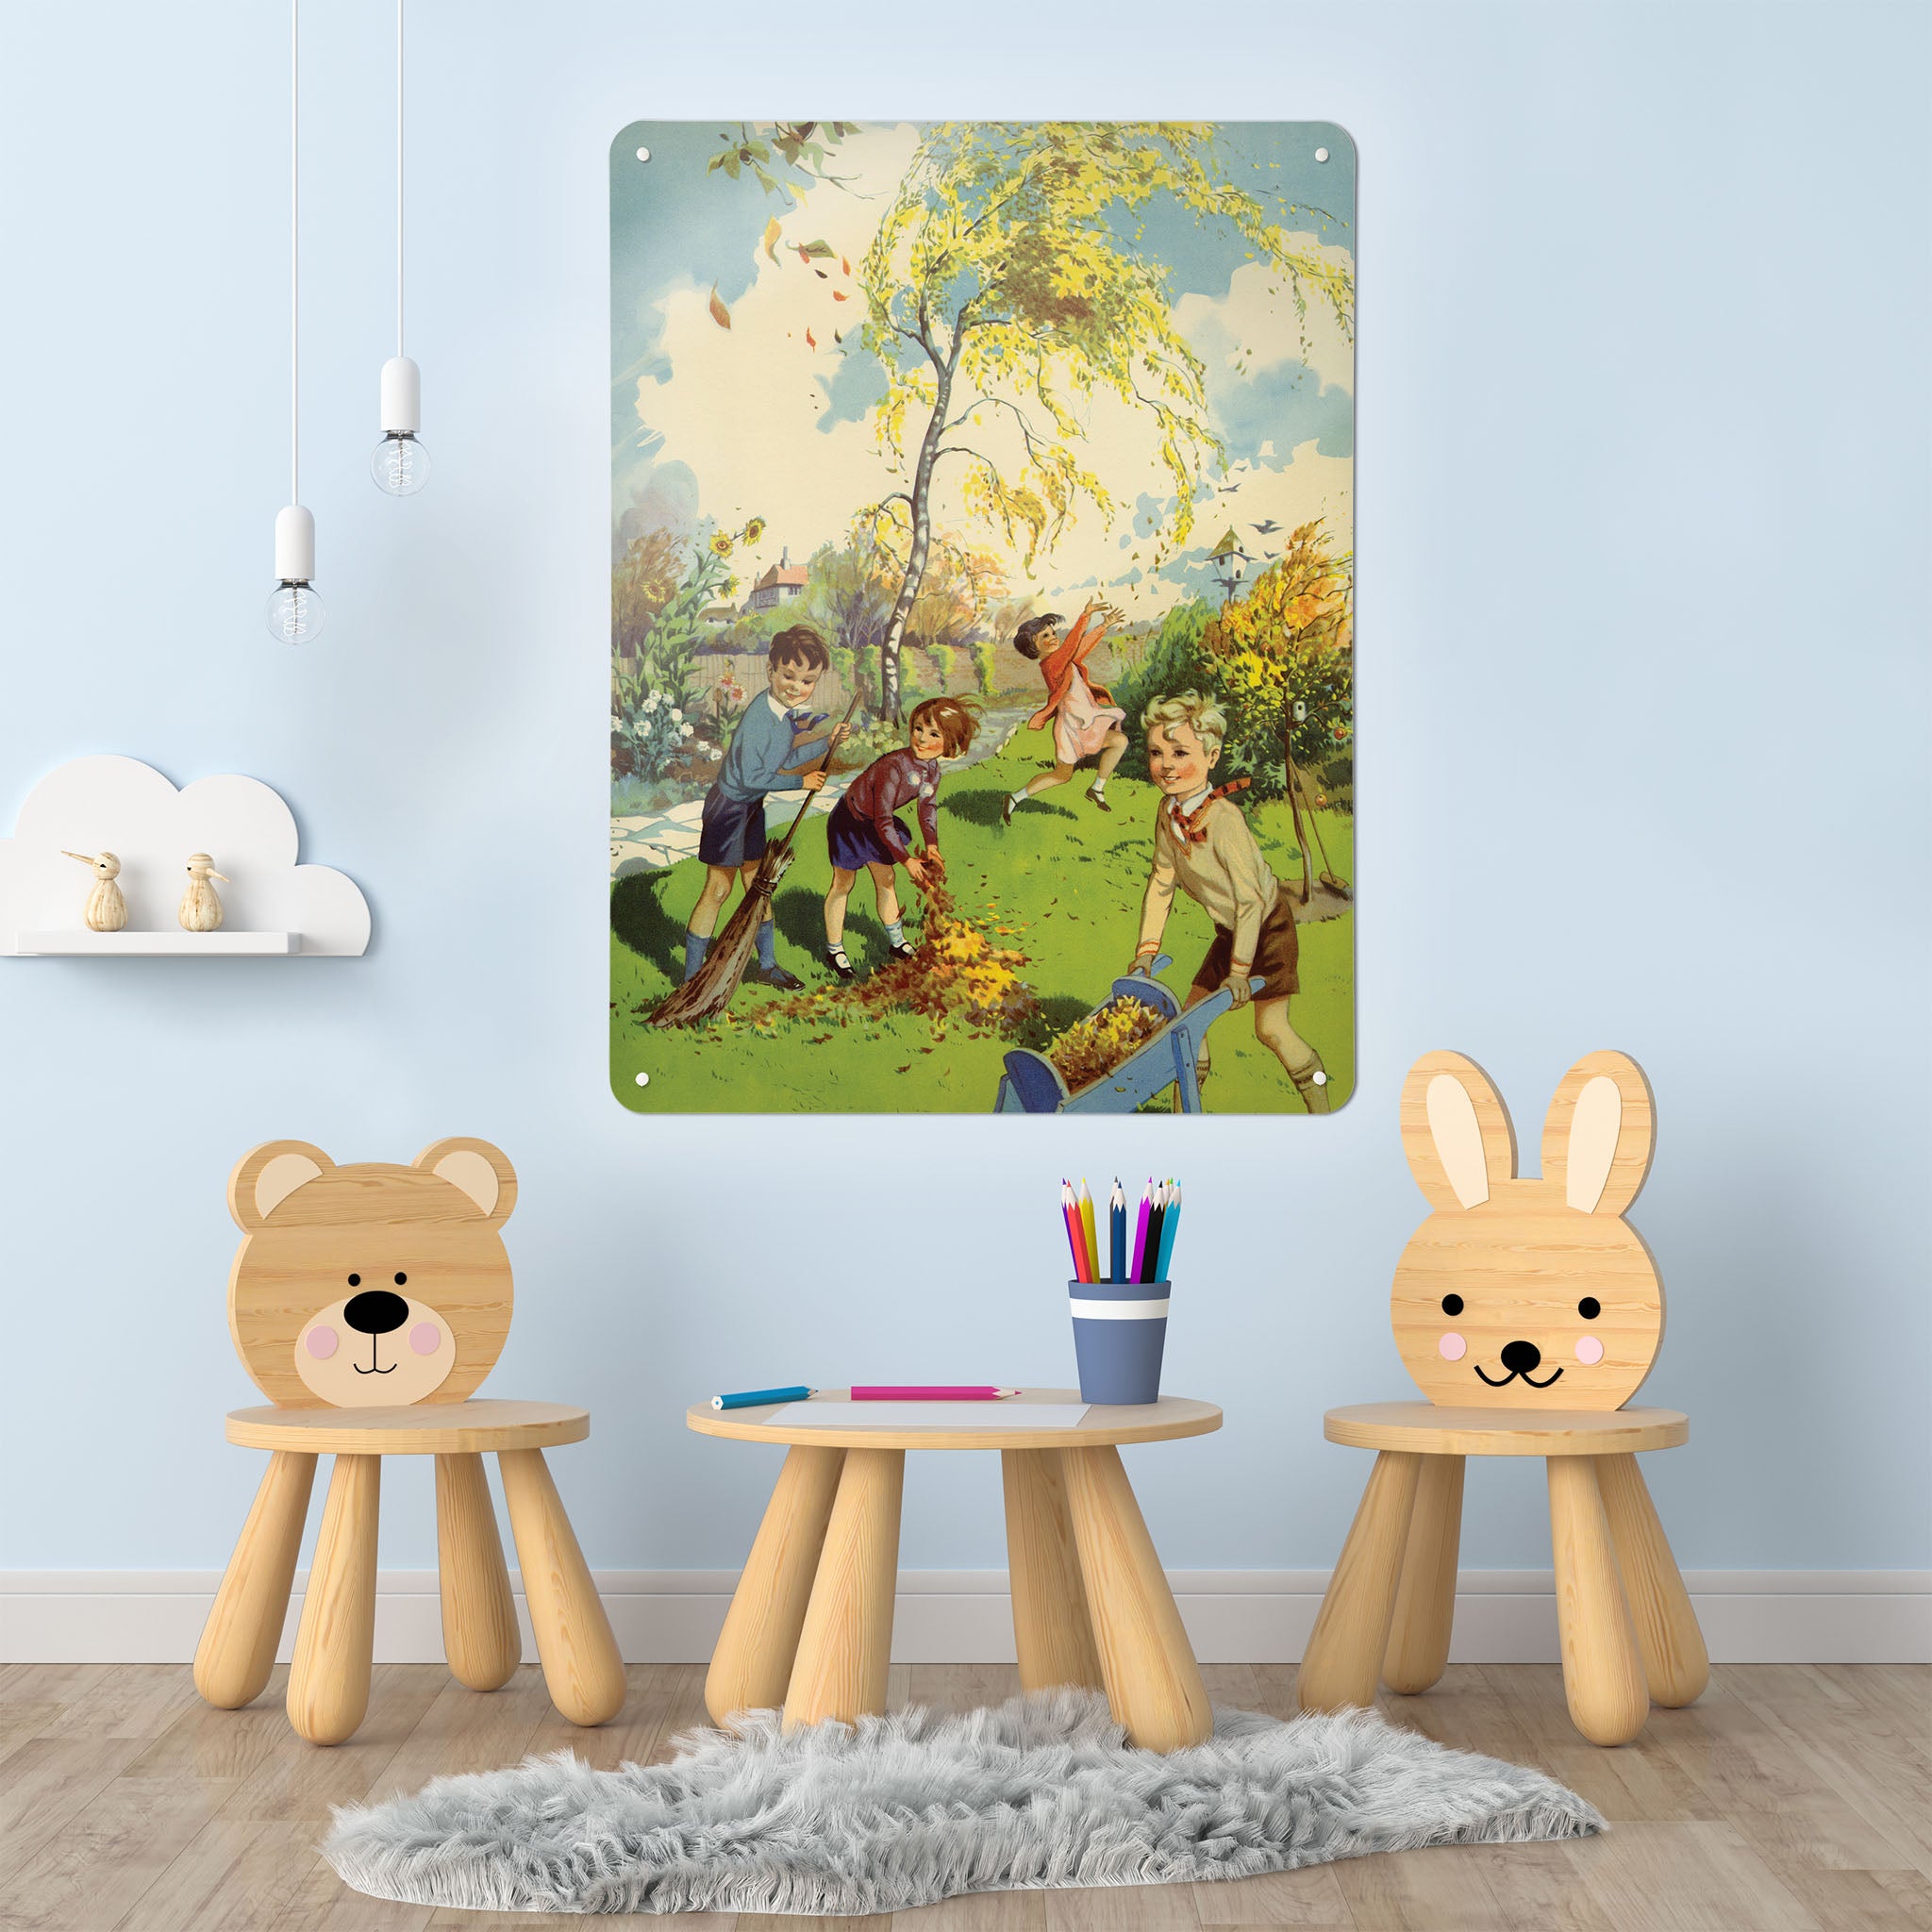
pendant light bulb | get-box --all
[267,505,326,644]
[372,354,429,494]
[374,1,430,495]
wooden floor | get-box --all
[0,1661,1925,1931]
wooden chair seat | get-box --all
[1323,1402,1688,1457]
[225,1399,590,1457]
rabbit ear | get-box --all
[1400,1052,1517,1210]
[1542,1051,1655,1216]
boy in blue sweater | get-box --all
[682,625,844,989]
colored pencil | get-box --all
[1141,1181,1168,1283]
[1155,1182,1182,1279]
[1109,1178,1126,1282]
[852,1386,1019,1400]
[1077,1180,1098,1282]
[1066,1174,1097,1282]
[1130,1181,1152,1280]
[711,1385,812,1410]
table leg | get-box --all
[1383,1455,1464,1695]
[708,1445,846,1725]
[1595,1452,1709,1708]
[1061,1444,1212,1751]
[1547,1456,1650,1745]
[194,1450,316,1710]
[287,1454,380,1746]
[1297,1450,1422,1714]
[499,1448,626,1727]
[784,1447,904,1731]
[435,1453,522,1692]
[1002,1449,1103,1694]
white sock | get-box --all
[1008,790,1028,809]
[1090,777,1106,795]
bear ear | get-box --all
[1542,1051,1656,1217]
[415,1138,517,1227]
[1400,1051,1517,1211]
[229,1141,334,1230]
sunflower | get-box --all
[709,532,734,558]
[742,517,766,544]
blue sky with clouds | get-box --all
[610,121,1355,606]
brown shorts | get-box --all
[1191,891,1300,1002]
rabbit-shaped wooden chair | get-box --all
[1296,1050,1707,1745]
[192,1140,626,1745]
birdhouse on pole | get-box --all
[1209,526,1250,605]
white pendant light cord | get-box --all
[291,0,300,506]
[395,0,405,360]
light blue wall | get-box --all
[1,2,1924,1581]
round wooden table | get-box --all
[689,1389,1222,1752]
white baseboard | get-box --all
[2,1569,1925,1666]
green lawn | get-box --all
[610,748,1354,1114]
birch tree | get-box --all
[858,122,1353,718]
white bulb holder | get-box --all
[379,355,421,435]
[274,503,316,583]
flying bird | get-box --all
[1250,519,1282,535]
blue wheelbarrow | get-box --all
[993,954,1263,1115]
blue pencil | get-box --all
[1155,1183,1182,1279]
[1109,1178,1126,1282]
[711,1385,813,1410]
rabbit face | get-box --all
[1390,1051,1663,1410]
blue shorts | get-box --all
[697,788,769,868]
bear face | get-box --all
[226,1139,517,1407]
[1390,1051,1662,1410]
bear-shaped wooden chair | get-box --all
[192,1139,626,1745]
[1296,1051,1708,1746]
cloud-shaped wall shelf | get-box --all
[0,757,370,957]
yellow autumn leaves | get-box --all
[1047,996,1167,1091]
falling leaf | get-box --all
[833,330,842,343]
[841,255,851,275]
[761,217,781,263]
[832,289,848,301]
[805,327,817,349]
[708,285,731,329]
[813,269,827,279]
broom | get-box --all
[648,693,861,1028]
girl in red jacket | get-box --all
[1002,596,1129,824]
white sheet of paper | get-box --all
[765,1401,1091,1430]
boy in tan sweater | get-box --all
[1127,690,1331,1112]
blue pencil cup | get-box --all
[1069,1278,1169,1405]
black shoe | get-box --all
[749,963,803,991]
[824,948,856,981]
[1085,785,1110,811]
[1001,792,1018,826]
[888,941,918,962]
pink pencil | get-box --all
[852,1387,1019,1401]
[1129,1181,1152,1279]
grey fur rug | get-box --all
[324,1690,1602,1915]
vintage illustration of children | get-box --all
[682,625,845,991]
[1128,691,1331,1112]
[1002,599,1130,824]
[823,696,979,979]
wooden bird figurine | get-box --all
[178,853,228,932]
[62,850,127,931]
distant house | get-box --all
[699,605,738,628]
[747,546,808,613]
